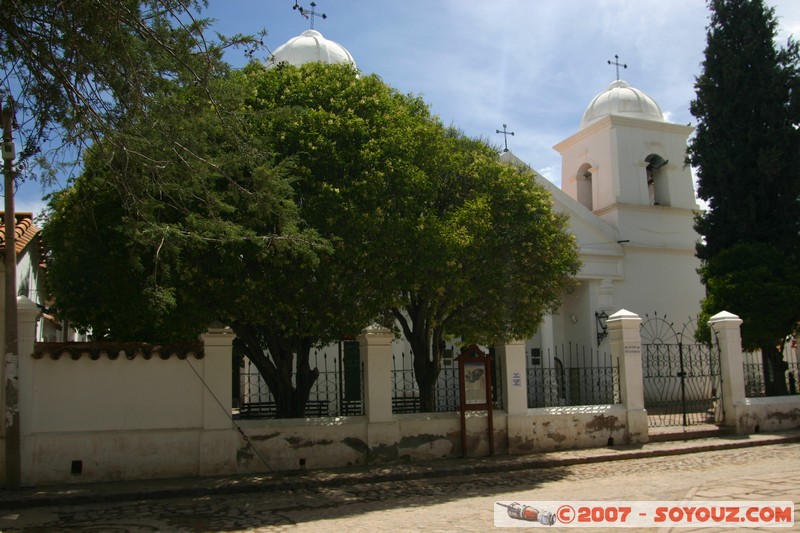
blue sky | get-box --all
[9,0,800,215]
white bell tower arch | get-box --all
[553,79,699,252]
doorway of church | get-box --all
[640,313,723,427]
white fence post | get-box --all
[198,323,236,430]
[495,339,530,455]
[197,323,239,476]
[358,324,394,423]
[494,340,527,416]
[708,311,745,431]
[607,309,647,442]
[358,324,399,458]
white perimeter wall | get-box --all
[3,301,798,487]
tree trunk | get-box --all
[233,325,319,418]
[394,303,445,413]
[761,344,789,396]
[409,323,443,413]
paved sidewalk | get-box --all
[1,428,798,511]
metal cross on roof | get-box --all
[293,1,327,30]
[496,124,515,152]
[607,54,628,81]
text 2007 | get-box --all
[577,506,632,523]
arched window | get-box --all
[645,154,669,206]
[576,164,593,210]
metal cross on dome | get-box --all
[496,124,515,153]
[293,1,327,30]
[608,54,628,81]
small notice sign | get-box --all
[624,344,641,355]
[457,345,494,457]
[463,361,487,404]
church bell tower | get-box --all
[553,76,699,252]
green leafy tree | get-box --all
[699,243,800,392]
[47,61,580,416]
[245,62,580,412]
[236,62,460,415]
[44,69,330,417]
[383,137,581,411]
[688,0,800,395]
[45,62,445,417]
[0,0,263,181]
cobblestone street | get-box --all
[0,441,798,532]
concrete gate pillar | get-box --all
[198,323,239,476]
[494,340,528,416]
[607,309,647,443]
[494,340,529,454]
[708,311,746,432]
[199,323,236,430]
[358,325,399,456]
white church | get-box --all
[517,77,705,354]
[244,27,707,410]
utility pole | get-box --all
[1,100,20,489]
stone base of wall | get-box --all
[32,397,800,486]
[21,428,239,486]
[235,412,503,473]
[508,404,647,454]
[733,396,800,434]
[234,406,646,477]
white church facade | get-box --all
[521,78,705,357]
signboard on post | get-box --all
[458,345,494,457]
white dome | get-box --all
[268,29,356,69]
[580,80,663,128]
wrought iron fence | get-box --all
[643,342,721,426]
[743,350,800,398]
[391,349,504,413]
[640,313,722,427]
[526,343,619,408]
[236,341,364,419]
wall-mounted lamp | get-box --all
[595,310,609,346]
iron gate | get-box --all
[641,313,722,427]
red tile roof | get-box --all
[0,212,41,255]
[32,342,205,361]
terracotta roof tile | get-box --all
[32,342,205,361]
[0,212,41,255]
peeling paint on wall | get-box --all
[236,446,254,465]
[509,435,535,453]
[368,442,399,462]
[398,433,453,459]
[398,433,442,449]
[286,436,334,449]
[250,432,281,441]
[622,430,636,444]
[342,437,368,455]
[767,409,800,424]
[586,414,622,433]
